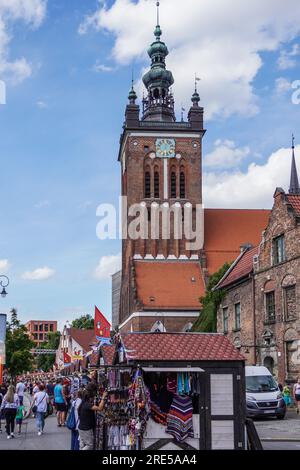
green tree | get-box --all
[36,331,61,372]
[192,262,232,333]
[71,314,94,330]
[5,309,35,377]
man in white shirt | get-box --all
[16,379,25,406]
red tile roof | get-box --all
[135,261,205,310]
[67,328,95,353]
[204,209,269,274]
[287,194,300,216]
[217,246,258,289]
[121,332,245,362]
[101,344,116,366]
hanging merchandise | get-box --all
[177,372,191,395]
[101,367,150,450]
[166,394,194,442]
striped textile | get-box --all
[150,402,168,426]
[166,395,194,442]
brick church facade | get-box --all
[116,10,270,333]
[216,143,300,384]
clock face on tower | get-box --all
[156,138,176,158]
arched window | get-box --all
[180,171,186,198]
[171,171,177,198]
[154,171,160,198]
[144,171,151,198]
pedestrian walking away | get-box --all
[54,378,67,427]
[16,402,25,434]
[0,385,19,439]
[31,383,49,436]
[16,379,26,406]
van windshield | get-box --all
[246,375,278,393]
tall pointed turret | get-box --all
[142,1,175,122]
[289,135,300,195]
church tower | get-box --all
[118,3,206,333]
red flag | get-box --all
[94,306,111,340]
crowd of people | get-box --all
[0,373,107,450]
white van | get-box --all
[245,366,286,419]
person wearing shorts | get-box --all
[16,404,25,434]
[54,378,66,426]
[293,378,300,414]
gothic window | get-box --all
[171,171,177,198]
[265,291,276,322]
[284,285,296,320]
[144,171,151,198]
[154,170,160,198]
[180,171,186,198]
[223,307,228,334]
[273,235,285,265]
[234,303,241,331]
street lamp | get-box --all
[0,275,9,298]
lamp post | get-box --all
[0,275,9,298]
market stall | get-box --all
[108,332,247,451]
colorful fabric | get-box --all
[150,402,168,426]
[177,373,190,395]
[167,376,177,394]
[166,395,194,442]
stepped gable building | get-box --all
[117,7,270,333]
[216,141,300,383]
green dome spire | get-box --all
[141,1,175,122]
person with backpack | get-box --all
[31,383,49,436]
[67,389,83,451]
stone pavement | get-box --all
[255,409,300,442]
[0,414,70,450]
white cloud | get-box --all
[203,145,300,208]
[36,100,47,108]
[22,266,55,281]
[93,62,114,73]
[277,44,299,70]
[0,259,10,272]
[275,77,292,95]
[0,0,47,84]
[94,254,121,281]
[204,140,250,170]
[79,0,300,119]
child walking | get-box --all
[16,402,25,434]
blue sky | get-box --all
[0,0,300,329]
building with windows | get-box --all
[216,144,300,383]
[116,8,269,333]
[25,320,58,347]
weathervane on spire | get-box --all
[292,133,295,149]
[156,1,160,26]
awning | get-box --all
[142,367,204,372]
